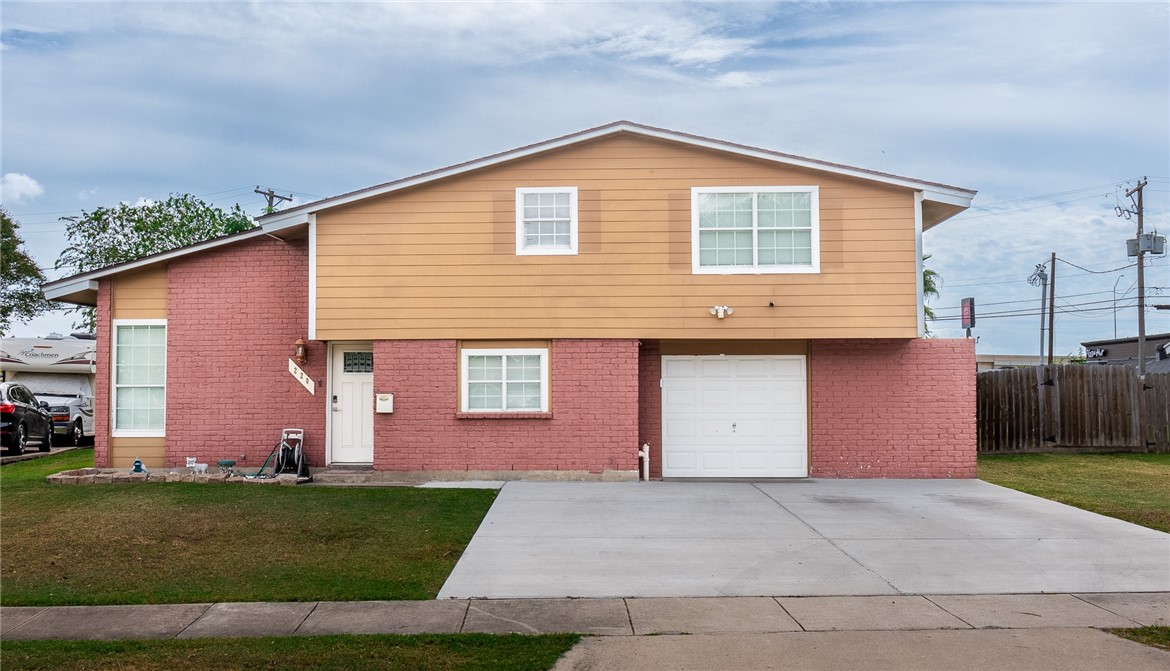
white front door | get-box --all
[662,355,808,478]
[330,344,374,464]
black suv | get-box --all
[1,382,53,455]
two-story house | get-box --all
[43,121,978,479]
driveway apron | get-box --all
[437,480,1170,599]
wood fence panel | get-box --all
[977,366,1169,453]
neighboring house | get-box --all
[1081,332,1170,374]
[43,121,978,479]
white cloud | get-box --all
[711,71,770,89]
[0,172,45,204]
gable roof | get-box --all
[259,120,975,233]
[44,120,975,305]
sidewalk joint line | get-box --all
[922,595,977,629]
[622,598,635,635]
[1067,593,1146,627]
[459,600,472,633]
[773,597,806,632]
[292,602,320,635]
[174,603,215,639]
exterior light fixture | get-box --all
[293,338,307,364]
[709,305,734,319]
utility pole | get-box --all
[1047,252,1056,365]
[1117,179,1150,375]
[1028,263,1048,366]
[254,186,293,214]
[1118,178,1151,453]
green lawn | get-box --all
[0,452,496,606]
[1110,627,1170,652]
[978,453,1170,533]
[0,634,579,671]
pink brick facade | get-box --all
[637,341,663,480]
[808,338,977,478]
[372,339,640,473]
[164,237,327,469]
[92,239,973,479]
[92,282,112,467]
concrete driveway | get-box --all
[437,480,1170,599]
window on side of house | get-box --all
[112,320,166,436]
[460,348,549,412]
[691,187,820,274]
[516,187,578,256]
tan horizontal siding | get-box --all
[111,437,166,468]
[111,267,168,320]
[316,134,921,340]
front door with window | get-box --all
[330,344,374,464]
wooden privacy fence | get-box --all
[977,365,1170,453]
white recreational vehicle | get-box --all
[0,334,97,446]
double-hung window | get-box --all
[112,320,166,436]
[516,187,578,255]
[691,187,819,274]
[461,348,549,412]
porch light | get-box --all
[293,338,308,364]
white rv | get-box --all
[0,334,97,446]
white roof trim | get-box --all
[260,121,975,228]
[42,279,99,302]
[42,227,271,295]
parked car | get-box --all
[0,382,53,455]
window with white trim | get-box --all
[516,187,578,255]
[112,320,166,436]
[461,348,549,412]
[691,187,820,274]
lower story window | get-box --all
[461,348,548,412]
[112,320,166,435]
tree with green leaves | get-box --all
[923,254,941,334]
[55,194,255,329]
[1,208,52,336]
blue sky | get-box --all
[2,1,1167,353]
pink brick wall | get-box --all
[93,281,112,467]
[637,340,662,479]
[164,236,327,468]
[809,338,976,478]
[372,339,639,472]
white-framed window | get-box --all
[516,187,578,256]
[691,186,820,274]
[111,319,166,436]
[460,348,549,412]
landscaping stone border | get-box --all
[46,467,301,486]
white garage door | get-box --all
[662,355,808,478]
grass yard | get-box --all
[1110,627,1170,652]
[978,453,1170,533]
[0,452,496,606]
[0,634,580,671]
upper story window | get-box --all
[691,187,820,274]
[112,320,167,436]
[516,187,578,256]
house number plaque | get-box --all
[288,358,316,395]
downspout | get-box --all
[638,443,651,481]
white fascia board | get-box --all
[308,214,317,341]
[256,122,977,225]
[41,227,271,293]
[915,192,926,339]
[42,279,99,303]
[921,188,975,208]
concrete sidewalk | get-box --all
[2,592,1166,641]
